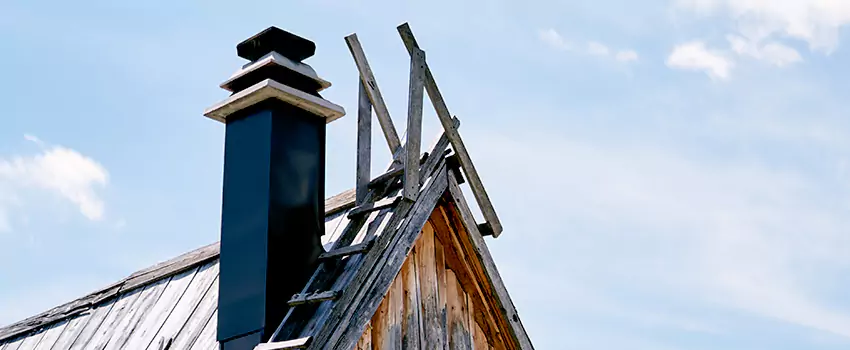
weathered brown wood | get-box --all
[356,80,372,205]
[387,273,404,349]
[416,223,446,349]
[371,292,389,348]
[434,235,449,346]
[288,290,341,306]
[356,323,371,350]
[314,166,449,350]
[347,196,400,218]
[345,33,402,153]
[445,175,534,349]
[400,253,421,349]
[434,207,506,349]
[318,240,373,261]
[404,48,426,202]
[254,337,312,350]
[446,270,471,350]
[474,320,488,350]
[396,22,503,237]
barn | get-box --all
[0,24,533,350]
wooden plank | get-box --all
[347,196,400,218]
[474,321,488,350]
[446,270,471,350]
[145,262,219,350]
[83,286,145,350]
[416,223,446,349]
[434,207,506,349]
[445,176,533,349]
[318,240,373,261]
[2,336,25,350]
[169,277,219,350]
[356,80,372,205]
[355,323,371,350]
[288,290,341,306]
[255,337,312,350]
[404,48,426,202]
[188,310,217,350]
[66,298,118,350]
[370,292,389,349]
[400,253,421,349]
[44,311,93,350]
[345,33,402,153]
[434,235,449,346]
[319,167,449,350]
[368,166,404,189]
[102,277,171,350]
[396,23,503,237]
[385,276,404,349]
[14,330,45,350]
[121,266,201,350]
[31,319,68,350]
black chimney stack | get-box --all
[204,27,345,350]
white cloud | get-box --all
[0,136,109,229]
[538,28,569,51]
[539,28,638,63]
[587,41,610,56]
[616,50,640,62]
[675,0,850,53]
[666,41,734,79]
[727,35,803,66]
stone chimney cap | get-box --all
[237,26,316,62]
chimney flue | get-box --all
[204,27,345,350]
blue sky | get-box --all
[2,0,850,348]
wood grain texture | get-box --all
[434,235,449,347]
[370,291,389,349]
[30,320,67,350]
[396,22,503,237]
[416,223,446,349]
[404,48,426,202]
[356,80,372,205]
[82,287,145,350]
[42,313,91,350]
[400,253,421,349]
[169,277,219,349]
[102,277,170,350]
[446,270,471,350]
[14,330,44,350]
[145,262,219,350]
[66,298,117,350]
[344,33,402,153]
[188,311,218,350]
[355,323,371,350]
[121,266,200,350]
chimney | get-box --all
[204,27,345,349]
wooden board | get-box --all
[121,266,200,349]
[188,311,218,350]
[416,223,446,349]
[13,330,44,350]
[169,277,219,349]
[356,323,371,350]
[446,270,471,350]
[83,286,145,350]
[43,312,92,350]
[404,47,425,202]
[67,297,118,350]
[145,262,219,350]
[102,277,171,350]
[31,320,68,350]
[400,253,421,349]
[356,80,373,205]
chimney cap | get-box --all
[237,27,316,62]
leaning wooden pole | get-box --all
[396,23,504,237]
[403,48,426,202]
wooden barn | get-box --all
[0,24,533,350]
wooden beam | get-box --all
[368,166,404,189]
[254,337,312,350]
[356,80,372,205]
[396,23,504,237]
[347,195,401,218]
[404,47,426,202]
[345,33,402,153]
[318,240,374,261]
[288,290,341,307]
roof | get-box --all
[0,134,532,350]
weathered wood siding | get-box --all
[359,214,500,349]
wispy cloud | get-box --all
[666,41,733,79]
[0,135,109,231]
[727,35,802,67]
[538,28,639,63]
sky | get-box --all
[2,0,850,348]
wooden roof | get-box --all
[0,138,532,350]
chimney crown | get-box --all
[237,27,316,62]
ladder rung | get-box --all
[288,290,341,306]
[318,240,374,261]
[347,195,400,218]
[254,337,312,350]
